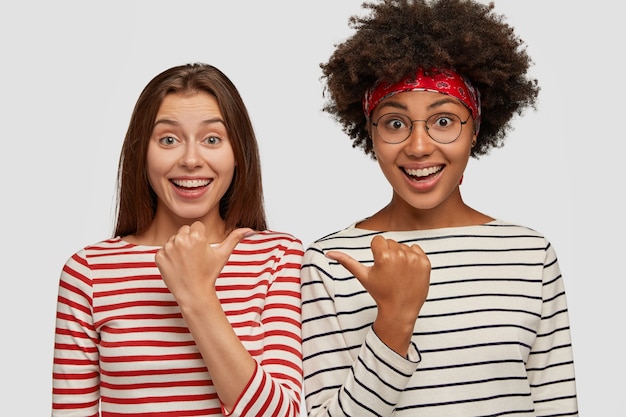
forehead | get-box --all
[156,91,222,119]
[375,90,467,114]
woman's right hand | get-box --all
[325,235,430,356]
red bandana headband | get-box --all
[363,67,481,131]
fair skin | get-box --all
[135,90,237,246]
[327,91,492,356]
[125,91,257,411]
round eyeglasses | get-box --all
[371,112,471,144]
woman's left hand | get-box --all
[155,221,253,307]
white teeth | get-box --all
[172,179,210,188]
[404,166,442,177]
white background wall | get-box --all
[1,1,622,414]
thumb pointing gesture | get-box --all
[209,227,256,264]
[156,222,256,305]
[325,249,370,282]
[326,234,430,354]
[327,235,430,308]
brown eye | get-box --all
[427,113,460,129]
[390,119,405,130]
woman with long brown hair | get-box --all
[52,63,304,416]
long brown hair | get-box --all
[113,63,267,237]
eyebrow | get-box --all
[153,117,225,127]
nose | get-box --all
[180,141,202,168]
[404,120,434,156]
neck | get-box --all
[358,192,491,231]
[125,210,227,247]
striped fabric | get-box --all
[301,220,578,416]
[52,231,304,417]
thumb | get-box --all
[213,227,255,253]
[326,250,369,283]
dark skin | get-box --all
[321,0,539,160]
[327,235,429,356]
[327,90,492,356]
[318,0,538,356]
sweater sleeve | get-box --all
[51,250,100,417]
[526,240,579,415]
[227,236,305,417]
[301,244,420,417]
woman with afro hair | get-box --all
[300,0,578,416]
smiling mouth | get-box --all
[171,179,211,190]
[403,166,443,180]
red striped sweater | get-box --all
[52,231,304,417]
